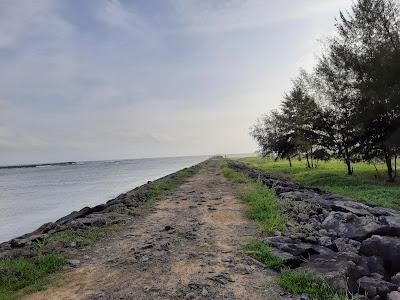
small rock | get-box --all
[163,225,174,231]
[201,288,209,296]
[298,213,309,222]
[184,292,196,299]
[67,259,81,267]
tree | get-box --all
[332,0,400,181]
[315,43,361,175]
[250,111,298,166]
[280,76,323,168]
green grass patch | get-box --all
[239,182,287,235]
[223,165,287,235]
[147,166,200,199]
[277,269,352,300]
[38,227,106,252]
[244,240,283,269]
[239,157,400,210]
[222,164,250,184]
[0,254,66,300]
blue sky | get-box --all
[0,0,352,164]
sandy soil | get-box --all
[25,158,285,300]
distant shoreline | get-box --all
[0,161,77,170]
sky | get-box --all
[0,0,353,165]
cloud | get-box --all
[170,0,352,33]
[0,1,74,49]
[0,0,353,164]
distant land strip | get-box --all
[0,161,77,169]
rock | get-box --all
[208,272,234,285]
[391,273,400,285]
[330,200,373,217]
[0,248,34,259]
[334,238,361,253]
[307,252,367,292]
[388,291,400,300]
[201,287,209,296]
[357,275,398,298]
[318,236,337,251]
[184,292,196,300]
[322,212,384,241]
[360,235,400,275]
[298,213,309,222]
[265,236,319,257]
[67,259,81,267]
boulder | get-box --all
[357,275,398,299]
[360,235,400,274]
[322,212,384,241]
[330,200,373,217]
[391,273,400,285]
[307,252,367,292]
[333,238,361,253]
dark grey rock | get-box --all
[322,211,383,241]
[360,235,400,275]
[357,275,398,298]
[391,273,400,285]
[334,238,361,253]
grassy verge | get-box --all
[223,162,351,299]
[239,157,400,210]
[0,254,66,300]
[223,163,287,235]
[277,269,352,300]
[37,226,108,252]
[243,240,283,269]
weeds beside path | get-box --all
[239,157,400,210]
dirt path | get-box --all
[26,158,284,300]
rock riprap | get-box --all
[228,160,400,299]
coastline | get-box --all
[0,159,206,255]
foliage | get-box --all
[0,254,66,300]
[39,227,106,251]
[223,166,287,234]
[243,240,283,269]
[251,0,400,181]
[277,269,352,300]
[147,166,200,199]
[240,157,400,210]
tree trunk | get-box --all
[395,154,397,178]
[345,159,353,176]
[305,153,311,168]
[310,146,314,168]
[344,146,352,175]
[385,154,394,182]
[288,156,292,167]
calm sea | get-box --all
[0,155,209,242]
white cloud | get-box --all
[171,0,352,33]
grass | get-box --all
[239,157,400,210]
[243,240,283,269]
[277,269,353,300]
[0,254,66,300]
[147,167,200,199]
[38,227,106,251]
[223,163,287,235]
